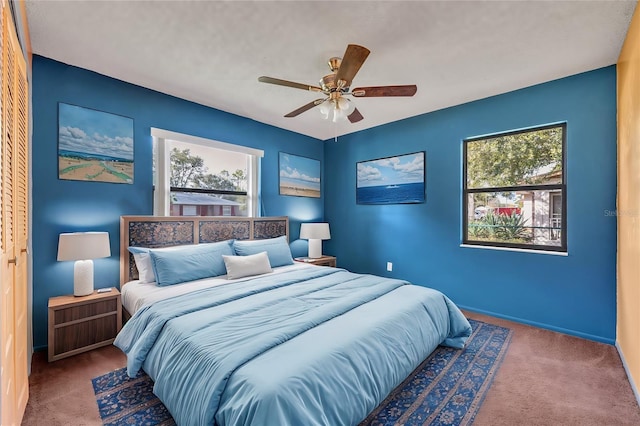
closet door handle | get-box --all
[8,257,16,264]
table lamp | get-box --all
[57,232,111,296]
[300,223,331,259]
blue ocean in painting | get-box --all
[59,149,132,163]
[357,182,425,204]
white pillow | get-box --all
[223,251,272,280]
[128,247,155,283]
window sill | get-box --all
[460,244,568,256]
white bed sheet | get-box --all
[121,263,312,315]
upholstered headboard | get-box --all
[119,215,289,286]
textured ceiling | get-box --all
[26,1,636,141]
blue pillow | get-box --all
[233,236,294,268]
[149,240,235,286]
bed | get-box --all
[115,215,472,426]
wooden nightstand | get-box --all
[48,288,122,362]
[295,255,337,267]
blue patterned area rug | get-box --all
[92,319,511,426]
[360,319,511,425]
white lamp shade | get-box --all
[57,232,111,261]
[300,223,330,259]
[58,232,110,297]
[300,223,331,240]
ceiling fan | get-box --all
[258,44,417,124]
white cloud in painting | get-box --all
[280,167,320,183]
[374,157,399,168]
[59,125,133,161]
[394,155,424,180]
[377,155,423,172]
[373,154,423,181]
[357,163,383,182]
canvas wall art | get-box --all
[58,103,134,184]
[356,151,426,204]
[279,152,321,198]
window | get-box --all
[182,205,197,216]
[152,128,263,217]
[463,123,566,252]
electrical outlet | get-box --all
[386,262,393,272]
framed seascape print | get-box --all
[356,151,426,204]
[58,103,134,184]
[279,152,321,198]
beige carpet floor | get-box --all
[22,312,640,425]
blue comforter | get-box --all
[115,267,471,426]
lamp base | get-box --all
[308,239,323,259]
[74,259,94,296]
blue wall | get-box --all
[32,56,618,349]
[324,66,617,343]
[32,56,323,350]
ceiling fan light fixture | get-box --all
[318,98,352,122]
[332,108,346,123]
[319,99,332,119]
[338,97,355,115]
[259,44,417,124]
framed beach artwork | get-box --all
[356,151,426,204]
[279,152,321,198]
[58,103,134,184]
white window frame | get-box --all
[151,128,263,217]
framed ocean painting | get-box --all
[279,152,321,198]
[356,151,426,204]
[58,103,134,184]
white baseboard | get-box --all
[616,341,640,407]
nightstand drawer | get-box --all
[54,299,118,324]
[53,314,119,356]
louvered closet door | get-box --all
[12,8,28,416]
[0,3,17,423]
[0,2,29,424]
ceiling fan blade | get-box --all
[351,85,417,97]
[284,98,326,118]
[348,108,364,123]
[335,44,370,88]
[259,76,323,92]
